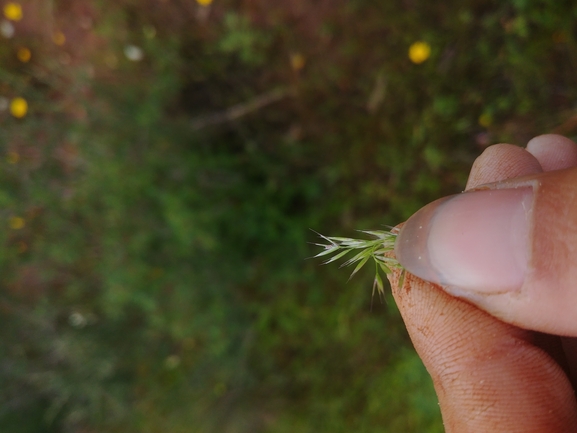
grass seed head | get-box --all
[313,228,405,298]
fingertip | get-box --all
[466,143,543,190]
[396,188,532,293]
[390,238,577,433]
[526,134,577,171]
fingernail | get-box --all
[395,188,533,293]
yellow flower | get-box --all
[478,113,493,127]
[10,97,27,118]
[290,52,305,71]
[408,41,431,64]
[196,0,213,5]
[7,151,19,164]
[3,3,22,21]
[53,31,66,45]
[17,47,31,62]
[9,216,25,230]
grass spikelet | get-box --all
[312,228,405,300]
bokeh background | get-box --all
[1,0,577,431]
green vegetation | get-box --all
[313,229,404,298]
[1,0,577,431]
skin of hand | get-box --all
[387,135,577,432]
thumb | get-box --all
[387,261,577,432]
[395,166,577,336]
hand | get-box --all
[388,134,577,432]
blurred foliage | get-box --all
[1,0,577,431]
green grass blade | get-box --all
[357,230,390,239]
[340,248,373,268]
[378,262,392,275]
[374,271,385,298]
[398,269,406,289]
[313,246,341,258]
[322,248,353,264]
[349,254,371,279]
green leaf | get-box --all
[313,246,341,258]
[398,269,406,289]
[374,271,385,298]
[378,262,392,275]
[325,236,358,243]
[357,230,389,238]
[338,240,371,248]
[341,248,373,268]
[349,254,371,279]
[322,248,353,264]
